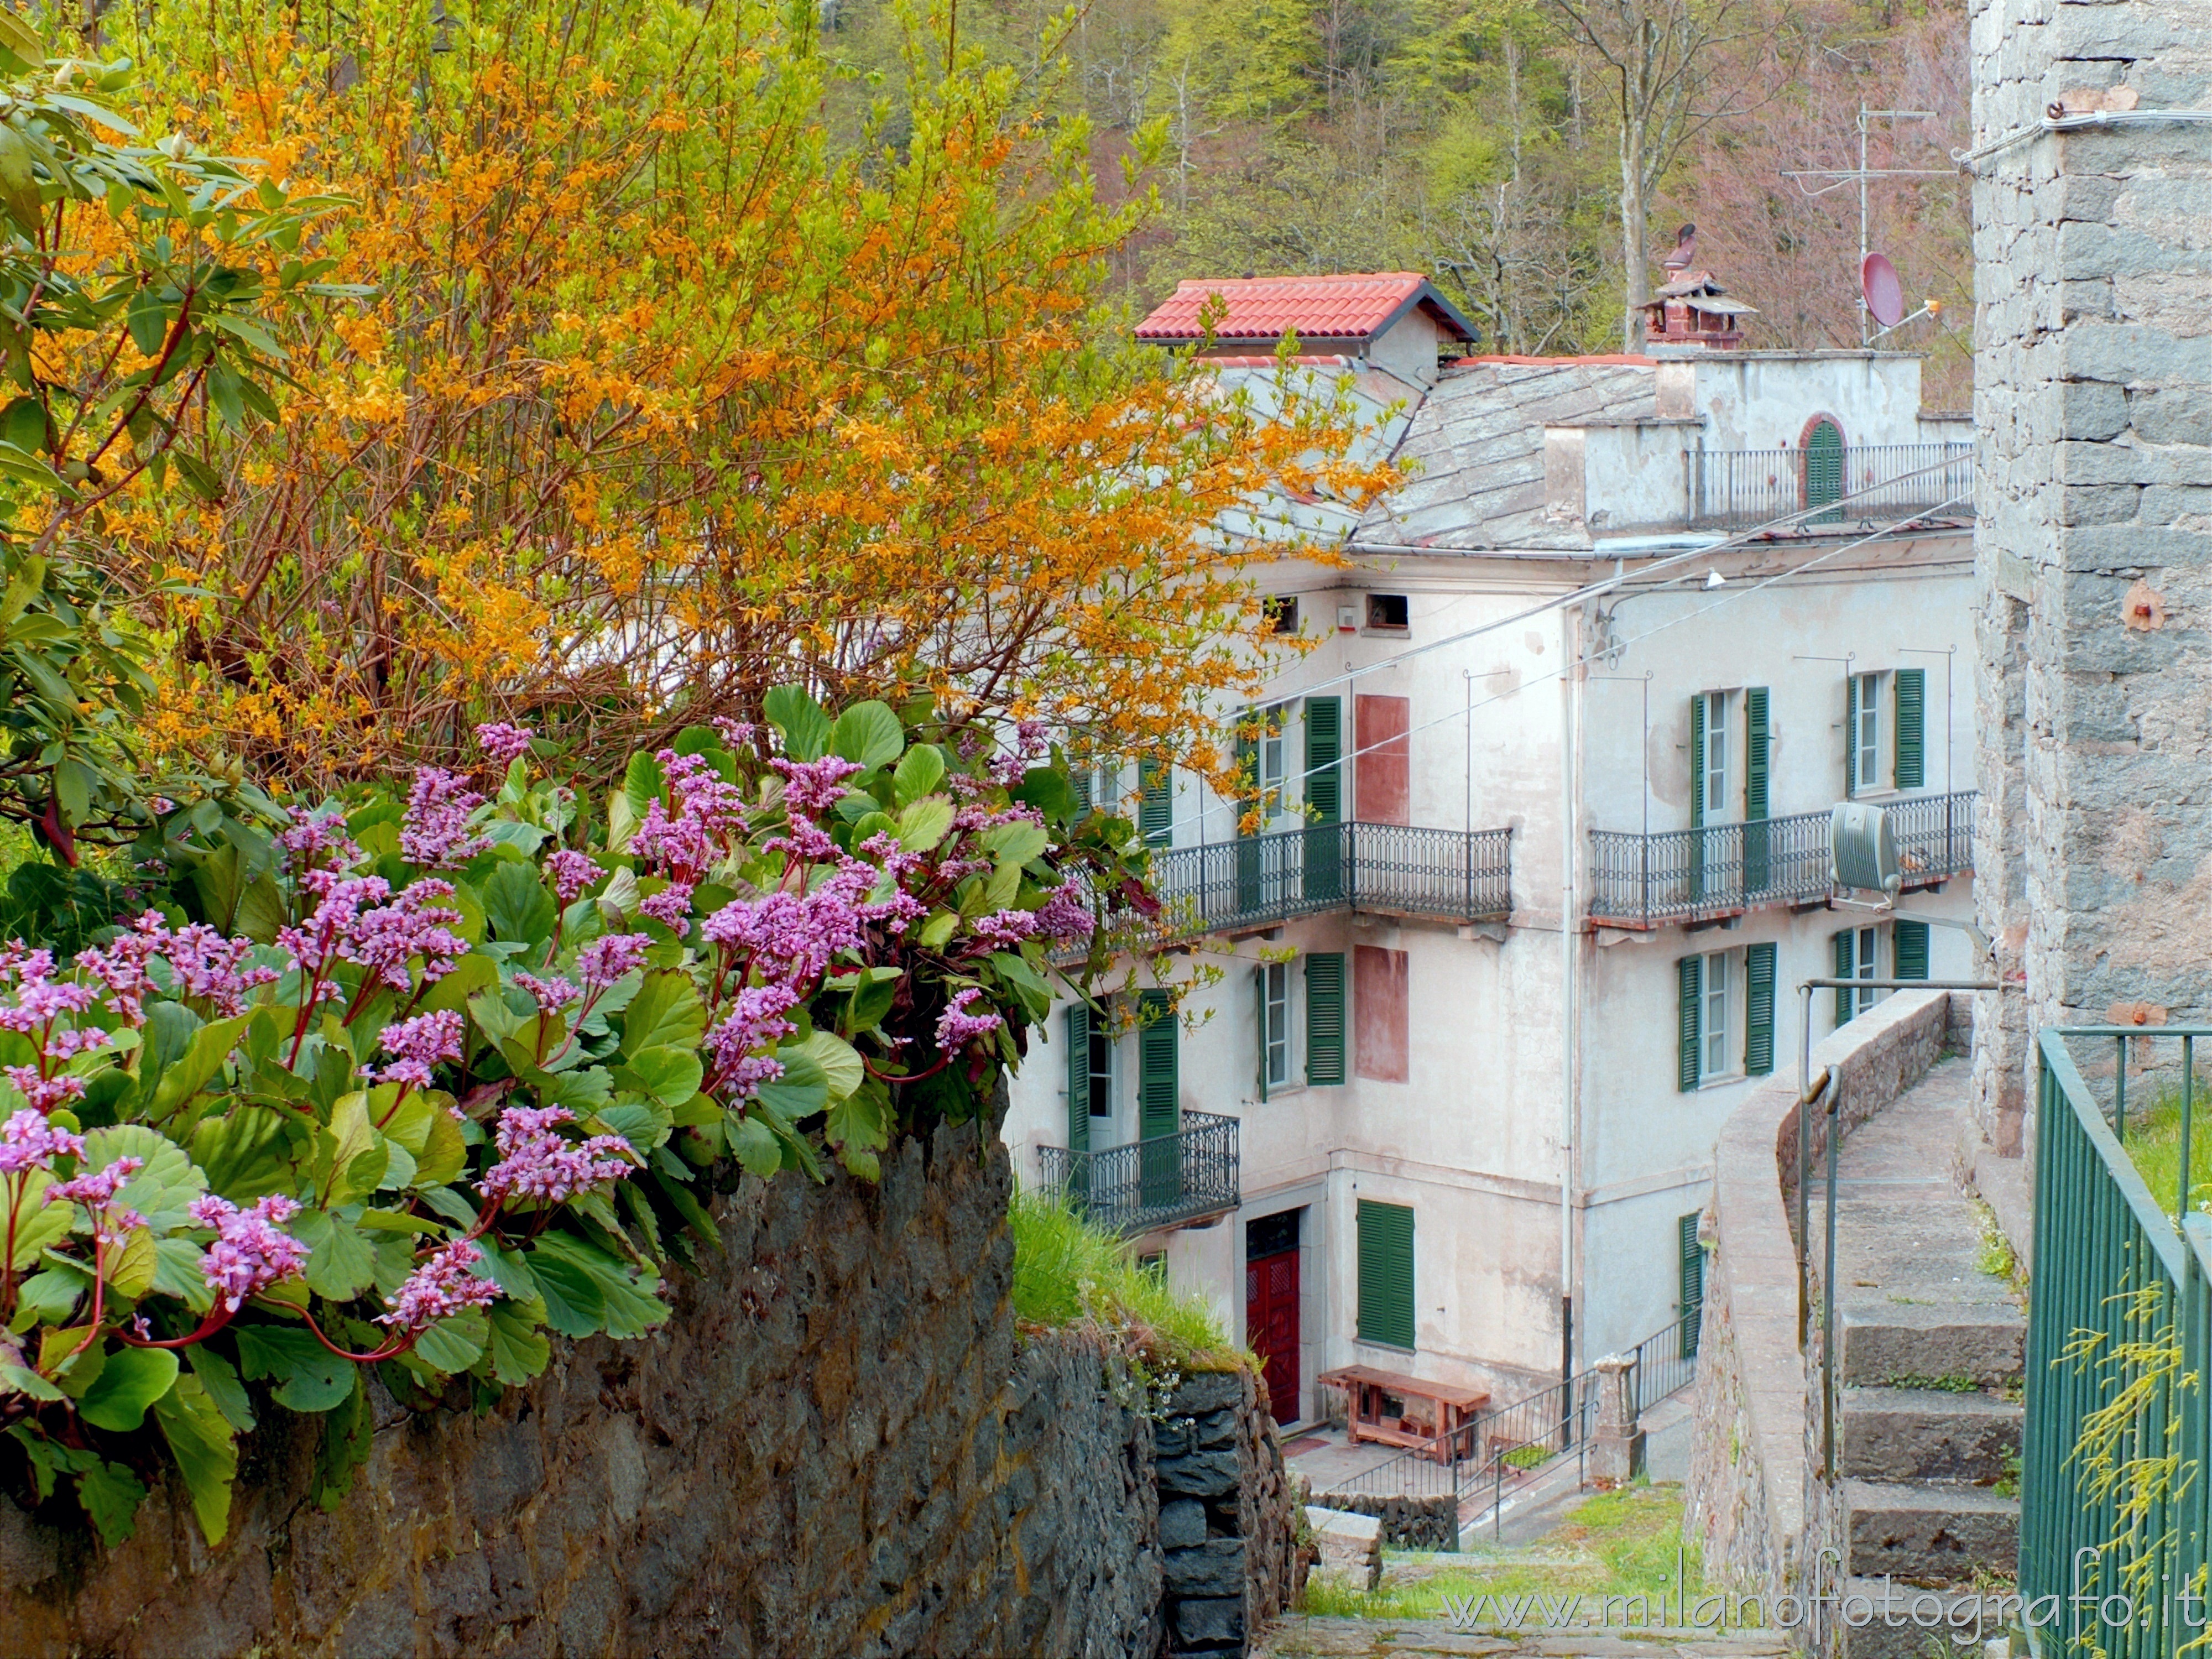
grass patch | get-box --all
[1300,1482,1707,1624]
[2107,1086,2212,1223]
[1008,1188,1245,1370]
[1884,1373,1985,1394]
[1968,1195,2023,1291]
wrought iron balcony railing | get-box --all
[1124,821,1512,947]
[1035,1110,1240,1237]
[1587,789,1974,929]
[1686,442,1974,531]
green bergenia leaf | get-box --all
[153,1374,238,1545]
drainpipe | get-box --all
[1559,604,1580,1395]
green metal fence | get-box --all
[2023,1027,2212,1659]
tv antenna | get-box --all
[1780,106,1952,345]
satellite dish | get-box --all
[1861,253,1906,330]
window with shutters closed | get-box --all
[1894,919,1930,982]
[1305,952,1346,1085]
[1678,1213,1704,1359]
[1356,1199,1416,1351]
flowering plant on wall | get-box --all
[0,688,1141,1547]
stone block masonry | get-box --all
[0,1109,1298,1658]
[1971,0,2212,1159]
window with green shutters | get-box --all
[1357,1199,1416,1350]
[1895,919,1930,981]
[1064,1004,1091,1154]
[1305,697,1342,825]
[1894,667,1926,790]
[1305,952,1345,1085]
[1136,989,1178,1140]
[1138,759,1171,847]
[1744,942,1776,1076]
[1744,687,1771,891]
[1835,927,1878,1024]
[1688,693,1707,829]
[1678,1213,1704,1359]
[1677,954,1702,1092]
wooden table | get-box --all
[1317,1365,1490,1463]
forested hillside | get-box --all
[825,0,1970,399]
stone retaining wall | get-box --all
[1,1108,1294,1658]
[1301,1491,1457,1552]
[1685,991,1956,1640]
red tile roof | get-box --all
[1135,273,1475,345]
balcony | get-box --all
[1126,822,1512,948]
[1587,789,1975,929]
[1686,442,1974,531]
[1035,1110,1241,1237]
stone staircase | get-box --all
[1816,1058,2024,1659]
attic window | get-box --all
[1366,594,1410,632]
[1264,595,1301,637]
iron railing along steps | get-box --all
[2018,1027,2212,1659]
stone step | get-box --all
[1837,1302,2025,1389]
[1842,1479,2018,1580]
[1838,1386,2022,1481]
[1833,1577,2015,1659]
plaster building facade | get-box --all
[1004,274,1983,1427]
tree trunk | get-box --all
[1619,115,1650,353]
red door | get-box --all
[1246,1246,1301,1424]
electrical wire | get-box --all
[1955,108,2212,171]
[1162,494,1968,841]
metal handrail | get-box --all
[1034,1109,1240,1237]
[1323,1310,1700,1507]
[1588,788,1975,928]
[1686,442,1974,530]
[1114,821,1512,949]
[2020,1026,2212,1659]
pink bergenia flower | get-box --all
[703,984,801,1100]
[347,882,469,992]
[544,849,599,905]
[698,864,872,986]
[481,1105,636,1206]
[712,718,755,748]
[576,932,651,995]
[276,808,363,879]
[163,924,283,1016]
[373,1009,466,1091]
[375,1239,500,1332]
[76,912,174,1025]
[189,1193,308,1311]
[512,973,579,1016]
[0,955,96,1034]
[972,909,1040,947]
[933,988,1002,1053]
[0,1108,82,1174]
[1034,885,1095,943]
[3,1065,85,1112]
[399,768,490,868]
[768,755,864,816]
[475,722,536,767]
[51,1156,146,1245]
[639,884,695,929]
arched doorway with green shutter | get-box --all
[1802,415,1845,523]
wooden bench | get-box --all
[1317,1364,1490,1463]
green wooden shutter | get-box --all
[1070,765,1093,816]
[1065,1003,1091,1155]
[1235,721,1259,832]
[1305,697,1342,825]
[1137,989,1178,1140]
[1305,952,1345,1085]
[1678,1213,1704,1359]
[1744,686,1770,891]
[1833,929,1855,1025]
[1895,919,1930,981]
[1254,966,1269,1103]
[1139,759,1171,847]
[1357,1199,1416,1350]
[1844,676,1858,797]
[1688,695,1706,829]
[1744,942,1776,1076]
[1677,954,1702,1092]
[1894,667,1926,790]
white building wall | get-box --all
[1005,349,1979,1430]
